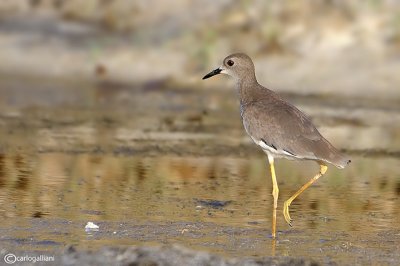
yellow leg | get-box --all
[271,238,276,256]
[283,163,328,226]
[267,154,279,239]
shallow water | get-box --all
[0,77,400,265]
[0,153,399,263]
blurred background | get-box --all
[0,1,400,264]
[0,0,399,98]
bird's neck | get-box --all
[237,75,263,105]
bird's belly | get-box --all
[261,148,299,160]
[249,136,300,160]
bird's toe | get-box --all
[283,201,293,226]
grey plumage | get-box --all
[204,53,350,168]
[240,85,350,168]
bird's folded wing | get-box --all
[242,99,327,160]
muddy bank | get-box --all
[0,77,399,157]
[61,245,321,266]
[1,245,321,266]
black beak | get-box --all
[202,68,222,80]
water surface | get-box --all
[0,77,399,265]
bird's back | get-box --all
[240,84,350,168]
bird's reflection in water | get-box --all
[0,153,398,257]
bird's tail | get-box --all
[315,138,351,169]
[333,153,351,169]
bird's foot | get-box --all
[283,200,293,227]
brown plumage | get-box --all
[203,52,350,239]
[240,83,350,168]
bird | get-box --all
[202,53,351,239]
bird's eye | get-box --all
[227,60,234,66]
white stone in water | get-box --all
[85,222,99,231]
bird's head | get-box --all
[202,53,256,82]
